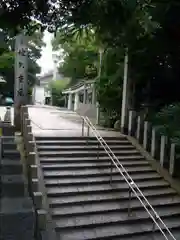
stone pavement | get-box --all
[28,105,121,137]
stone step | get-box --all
[1,159,22,174]
[43,165,155,178]
[48,187,177,207]
[35,136,127,141]
[41,160,149,171]
[2,150,20,159]
[1,174,25,197]
[37,135,180,239]
[36,139,130,146]
[52,195,180,218]
[2,142,17,150]
[45,172,162,187]
[38,149,141,157]
[56,216,180,240]
[53,203,180,228]
[0,197,35,240]
[2,126,15,136]
[108,230,180,240]
[40,155,145,163]
[40,158,146,165]
[39,155,145,163]
[37,144,135,151]
[46,179,169,197]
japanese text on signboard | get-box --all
[16,46,27,97]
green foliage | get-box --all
[49,79,69,107]
[151,103,180,144]
[49,79,69,91]
[97,74,122,113]
[0,52,14,69]
[0,29,44,97]
[52,29,99,85]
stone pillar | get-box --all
[160,135,166,167]
[143,121,149,150]
[151,128,156,158]
[14,33,28,131]
[67,93,72,110]
[83,84,87,104]
[96,102,100,125]
[169,143,176,177]
[92,84,96,105]
[128,110,136,136]
[74,92,79,111]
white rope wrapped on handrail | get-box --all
[81,116,176,240]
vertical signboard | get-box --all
[14,33,28,129]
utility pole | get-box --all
[120,49,129,133]
[14,33,28,130]
[96,48,103,125]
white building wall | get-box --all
[33,86,45,104]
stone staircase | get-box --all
[35,135,180,240]
[0,136,35,240]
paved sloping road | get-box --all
[28,105,121,137]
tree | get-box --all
[0,29,45,97]
[48,79,69,106]
[0,1,156,42]
[52,30,99,85]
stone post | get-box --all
[74,92,79,111]
[22,112,29,137]
[136,115,142,141]
[128,110,136,136]
[67,93,72,110]
[96,102,100,125]
[151,128,156,158]
[14,33,28,131]
[92,83,96,105]
[143,121,149,150]
[160,135,166,167]
[83,84,87,104]
[169,143,176,177]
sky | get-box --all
[37,31,54,75]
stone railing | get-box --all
[20,106,47,235]
[127,110,179,178]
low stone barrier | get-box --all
[20,105,47,232]
[126,110,178,178]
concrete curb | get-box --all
[27,105,61,110]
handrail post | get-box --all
[82,118,84,136]
[110,160,113,185]
[128,182,134,217]
[152,214,159,232]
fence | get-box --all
[126,110,179,178]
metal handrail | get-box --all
[81,115,176,240]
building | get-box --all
[32,53,64,104]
